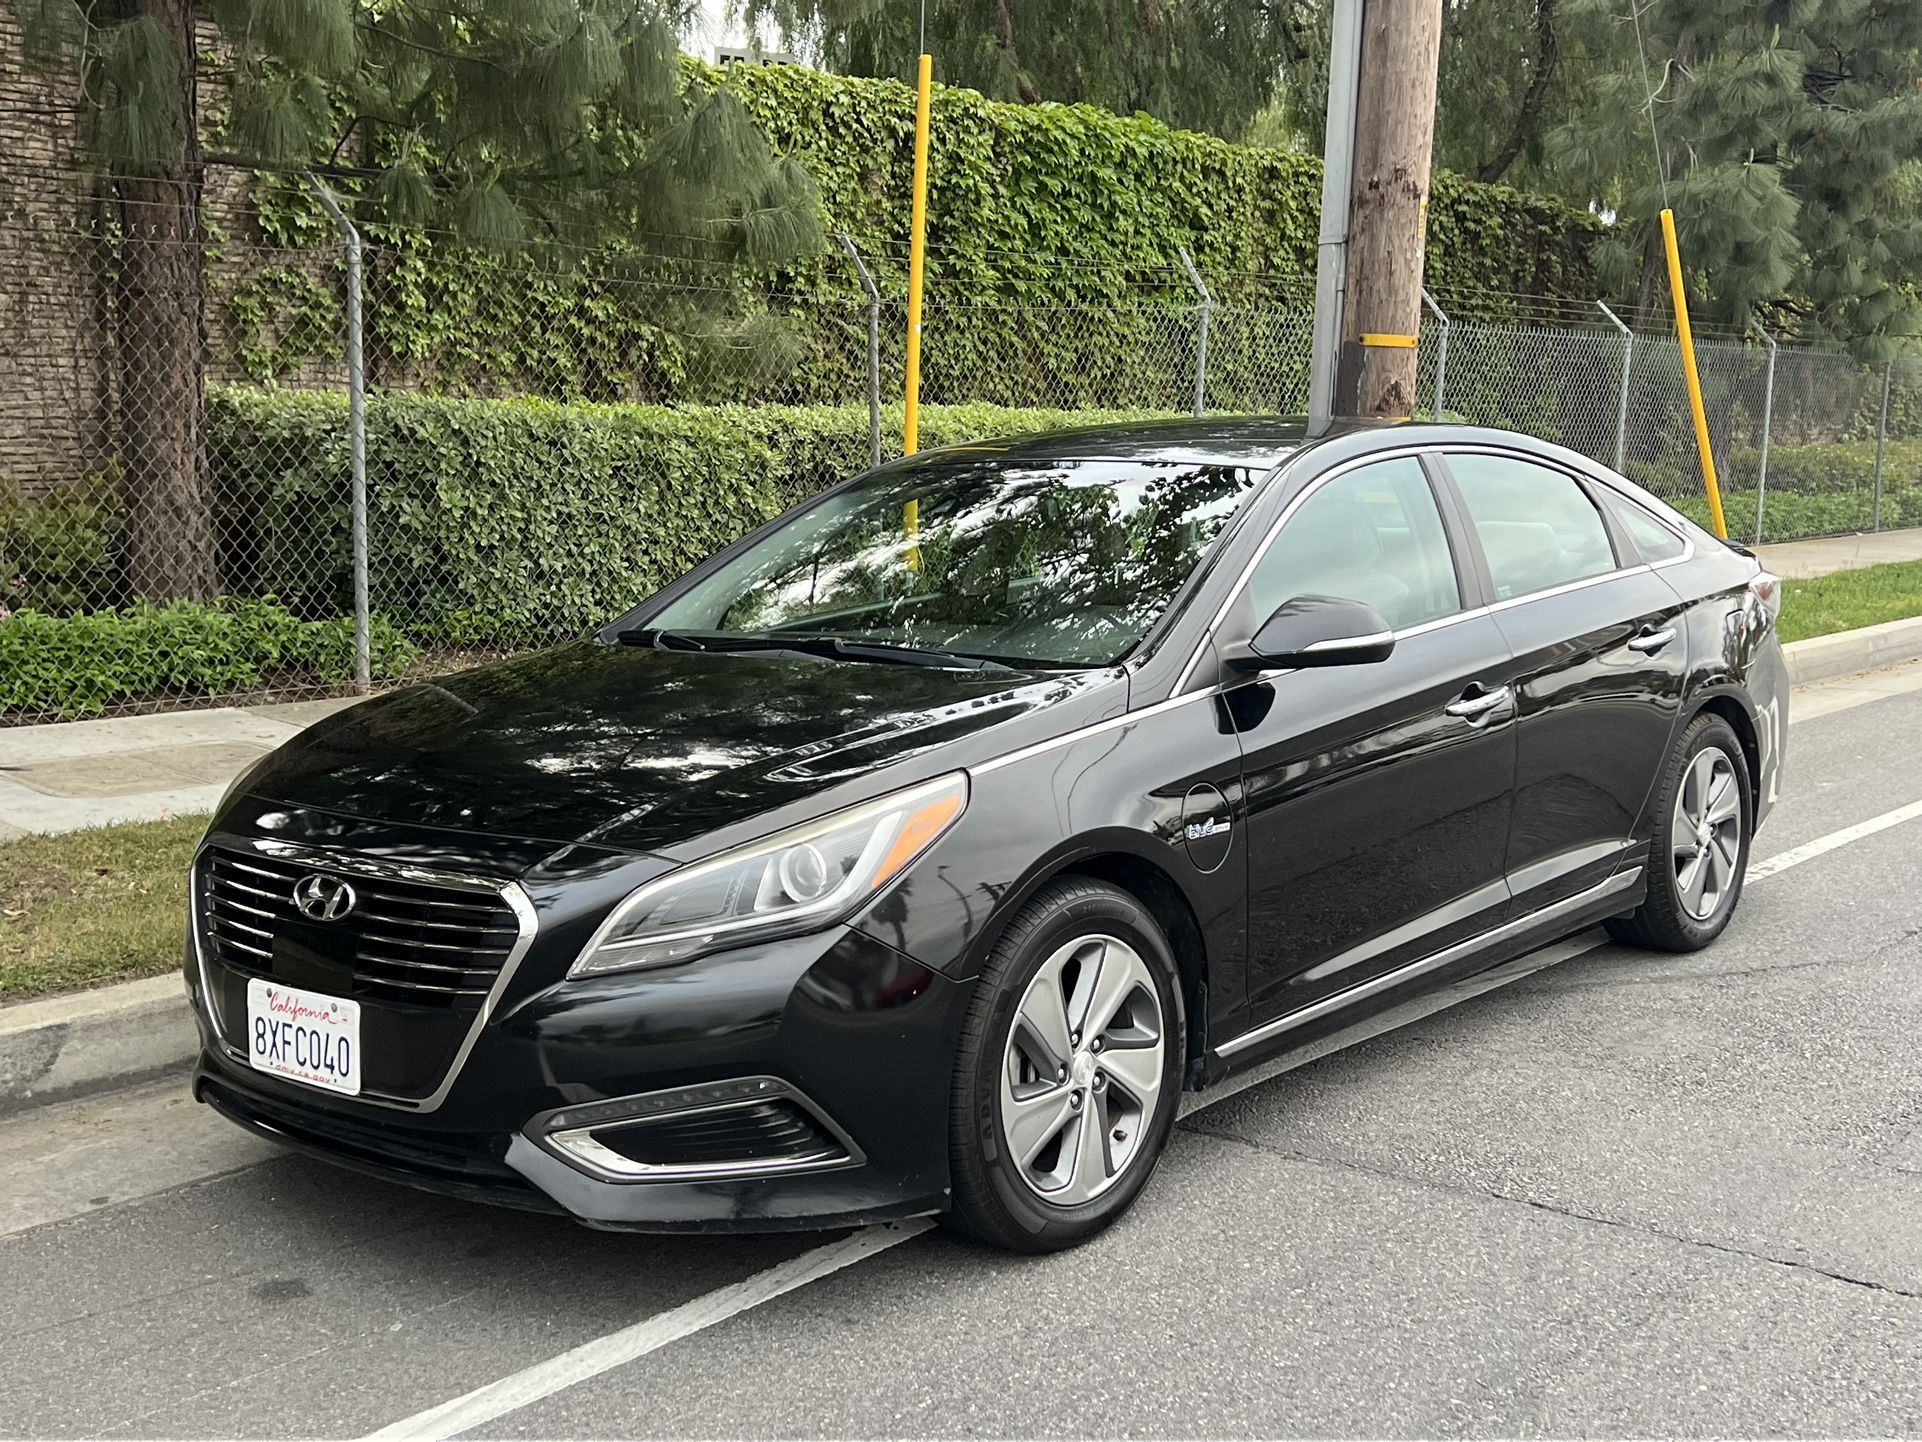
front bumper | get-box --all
[190,923,973,1233]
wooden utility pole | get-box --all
[1335,0,1445,420]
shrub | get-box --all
[0,473,122,616]
[1719,438,1922,497]
[205,386,1174,646]
[0,598,418,719]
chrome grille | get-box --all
[200,847,520,1006]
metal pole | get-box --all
[1307,0,1364,430]
[1178,247,1212,416]
[839,234,882,470]
[306,173,369,694]
[1598,301,1632,475]
[1749,319,1777,546]
[1421,288,1449,419]
[1873,359,1893,533]
[902,53,933,454]
[1659,208,1729,539]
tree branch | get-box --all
[1478,0,1558,184]
[990,0,1040,104]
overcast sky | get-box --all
[689,1,774,55]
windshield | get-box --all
[643,456,1259,666]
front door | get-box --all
[1219,455,1518,1023]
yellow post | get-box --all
[902,53,933,455]
[1659,207,1729,539]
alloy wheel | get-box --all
[999,933,1166,1206]
[1671,745,1742,921]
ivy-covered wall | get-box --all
[221,62,1603,405]
[722,59,1601,309]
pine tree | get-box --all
[14,0,820,601]
[735,0,1301,141]
[1546,0,1922,354]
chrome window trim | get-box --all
[190,837,540,1115]
[1173,444,1440,694]
[1391,606,1491,641]
[1484,561,1653,612]
[1215,866,1644,1059]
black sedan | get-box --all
[187,418,1788,1252]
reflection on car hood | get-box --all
[246,641,1107,852]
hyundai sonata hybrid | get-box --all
[188,418,1787,1252]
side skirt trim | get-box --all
[1214,867,1643,1059]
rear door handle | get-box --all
[1445,684,1511,722]
[1627,626,1678,654]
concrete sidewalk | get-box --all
[0,698,359,840]
[1756,524,1922,578]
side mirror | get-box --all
[1225,594,1396,671]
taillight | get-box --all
[1748,567,1781,623]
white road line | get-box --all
[363,779,1922,1440]
[1748,797,1922,880]
[362,1220,932,1441]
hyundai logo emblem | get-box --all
[292,873,358,922]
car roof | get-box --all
[897,416,1654,488]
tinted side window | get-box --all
[1598,488,1688,563]
[1250,458,1461,631]
[1447,453,1618,601]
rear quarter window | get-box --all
[1598,488,1689,563]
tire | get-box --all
[944,877,1186,1253]
[1606,713,1752,953]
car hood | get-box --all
[246,641,1111,854]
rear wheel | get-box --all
[1607,714,1751,952]
[945,878,1184,1253]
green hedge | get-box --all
[226,62,1603,404]
[207,386,1172,646]
[1721,438,1922,496]
[0,475,120,616]
[0,599,418,719]
[722,60,1599,308]
[4,391,1167,715]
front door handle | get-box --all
[1445,684,1511,722]
[1627,626,1678,654]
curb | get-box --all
[5,616,1922,1119]
[0,974,198,1116]
[1782,614,1922,687]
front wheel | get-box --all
[944,878,1185,1253]
[1607,713,1752,952]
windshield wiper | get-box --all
[616,628,1016,673]
[817,638,1017,673]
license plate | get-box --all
[246,978,361,1096]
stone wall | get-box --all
[0,9,112,492]
[0,14,278,496]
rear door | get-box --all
[1217,452,1518,1024]
[1433,447,1691,913]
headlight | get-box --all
[568,772,969,978]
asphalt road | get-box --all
[6,662,1922,1440]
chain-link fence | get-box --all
[4,183,1917,724]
